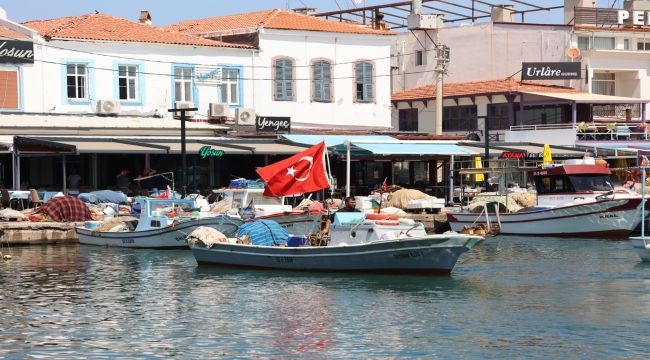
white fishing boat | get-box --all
[446,158,644,239]
[76,197,243,248]
[629,153,650,261]
[210,186,326,235]
[187,212,483,275]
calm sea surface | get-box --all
[1,236,649,359]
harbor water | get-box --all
[1,236,649,359]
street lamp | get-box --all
[168,107,197,197]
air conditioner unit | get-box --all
[96,99,121,115]
[174,101,195,118]
[236,108,256,126]
[208,103,230,119]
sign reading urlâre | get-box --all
[521,62,581,80]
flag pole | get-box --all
[345,140,351,198]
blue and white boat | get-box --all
[76,197,242,249]
[187,212,483,275]
[629,153,650,261]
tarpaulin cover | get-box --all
[78,190,128,204]
[40,195,93,222]
[236,219,289,246]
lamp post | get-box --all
[168,107,197,197]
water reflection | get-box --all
[1,239,649,358]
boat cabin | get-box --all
[529,160,619,207]
[211,188,292,217]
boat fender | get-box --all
[365,213,399,220]
[375,220,400,226]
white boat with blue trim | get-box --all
[76,197,243,248]
[187,212,483,275]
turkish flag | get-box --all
[256,141,330,197]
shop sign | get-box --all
[521,62,581,80]
[499,151,525,159]
[0,40,34,63]
[618,10,650,26]
[199,146,224,159]
[256,116,290,133]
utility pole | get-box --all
[434,43,450,135]
[168,107,197,197]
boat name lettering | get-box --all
[600,214,618,219]
[199,146,225,159]
[275,257,294,263]
[122,239,135,244]
[531,170,548,176]
[393,251,424,259]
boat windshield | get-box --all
[568,175,612,192]
[535,174,612,194]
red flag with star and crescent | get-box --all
[256,141,330,197]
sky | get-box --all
[0,1,618,27]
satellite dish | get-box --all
[567,47,581,59]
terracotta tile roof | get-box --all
[0,25,30,39]
[391,78,582,102]
[165,9,394,36]
[22,13,251,48]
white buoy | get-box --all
[645,243,650,250]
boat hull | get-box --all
[446,198,643,239]
[253,211,324,236]
[191,234,483,275]
[76,216,243,249]
[629,237,650,261]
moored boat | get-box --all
[76,197,243,248]
[447,158,644,239]
[187,212,483,275]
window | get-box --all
[218,68,239,104]
[398,108,418,131]
[174,66,193,102]
[592,72,615,95]
[274,58,294,101]
[442,105,477,131]
[354,61,374,102]
[312,60,332,102]
[415,50,425,66]
[624,39,630,50]
[0,69,19,109]
[577,36,590,50]
[118,65,138,100]
[593,37,614,50]
[486,104,511,130]
[637,41,650,50]
[67,63,88,99]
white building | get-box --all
[166,9,394,130]
[390,0,650,145]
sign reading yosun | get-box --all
[521,62,581,80]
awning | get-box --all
[522,91,649,104]
[352,141,478,156]
[459,142,589,158]
[13,136,76,155]
[59,139,168,154]
[281,134,396,147]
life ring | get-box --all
[365,213,399,220]
[374,220,400,226]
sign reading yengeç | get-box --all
[199,146,224,159]
[256,116,290,133]
[521,62,581,80]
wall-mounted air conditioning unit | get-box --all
[96,99,121,115]
[236,108,256,126]
[208,103,230,119]
[174,101,195,118]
